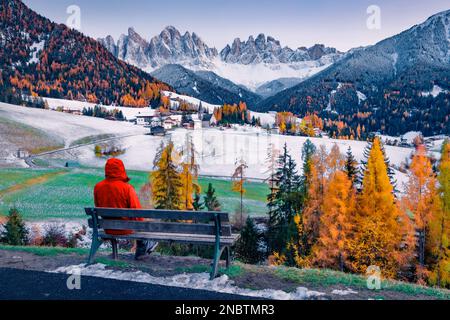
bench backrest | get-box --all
[86,208,232,237]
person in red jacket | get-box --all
[94,158,157,260]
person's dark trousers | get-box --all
[135,240,158,258]
[135,240,149,258]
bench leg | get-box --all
[210,251,220,280]
[87,237,102,265]
[210,246,230,280]
[111,239,118,260]
[210,244,223,280]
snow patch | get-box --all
[356,91,367,104]
[402,131,422,144]
[28,40,45,65]
[421,85,448,98]
[51,264,326,300]
[162,91,220,113]
[391,52,398,75]
[331,288,358,296]
[192,81,199,94]
[248,111,276,126]
[326,83,341,112]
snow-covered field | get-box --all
[1,101,437,195]
[74,124,415,193]
[0,102,147,147]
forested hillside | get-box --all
[257,10,450,137]
[0,0,171,108]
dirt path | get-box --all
[0,170,67,197]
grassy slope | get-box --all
[0,167,268,220]
[0,116,64,154]
[198,177,269,216]
[0,168,58,191]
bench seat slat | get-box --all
[86,208,229,222]
[97,219,232,237]
[99,231,238,246]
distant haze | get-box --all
[23,0,450,52]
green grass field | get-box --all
[0,167,269,220]
[0,168,58,191]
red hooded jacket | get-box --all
[94,158,142,235]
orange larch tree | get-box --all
[428,140,450,287]
[401,144,439,282]
[312,170,355,271]
[349,137,411,278]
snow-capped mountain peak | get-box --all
[102,25,218,70]
[98,27,343,91]
[220,33,341,65]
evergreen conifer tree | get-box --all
[266,143,301,253]
[204,183,221,211]
[193,192,204,211]
[235,217,264,264]
[344,146,359,186]
[1,208,29,246]
[300,139,316,199]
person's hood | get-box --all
[104,158,130,182]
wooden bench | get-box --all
[85,208,238,279]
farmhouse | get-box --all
[135,109,157,125]
[193,119,202,130]
[163,118,177,130]
[136,115,153,126]
[201,114,213,128]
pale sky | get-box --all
[23,0,450,52]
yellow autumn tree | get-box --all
[349,137,409,278]
[428,140,450,287]
[401,144,439,282]
[302,145,327,249]
[327,143,345,173]
[232,157,248,226]
[180,164,195,210]
[312,170,355,271]
[303,144,343,249]
[180,135,200,210]
[279,121,287,134]
[151,141,183,210]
